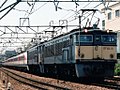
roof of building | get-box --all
[101,2,120,11]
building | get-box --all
[102,2,120,31]
[102,2,120,53]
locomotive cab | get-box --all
[93,31,116,60]
[74,28,117,78]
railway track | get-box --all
[1,67,119,90]
[1,68,70,90]
[88,77,120,90]
[106,76,120,81]
[91,81,120,89]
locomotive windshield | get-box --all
[80,35,93,42]
[102,35,116,43]
[75,32,116,45]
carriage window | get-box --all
[80,35,93,42]
[102,35,116,43]
[19,55,25,60]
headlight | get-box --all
[110,54,114,58]
[81,53,84,58]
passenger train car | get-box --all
[2,26,117,78]
[2,52,28,70]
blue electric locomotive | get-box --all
[27,26,117,78]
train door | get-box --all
[38,45,44,63]
[34,47,38,64]
[38,45,44,73]
[38,46,41,64]
[62,48,69,62]
[93,35,102,59]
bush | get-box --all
[115,64,120,76]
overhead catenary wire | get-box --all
[63,2,103,27]
[12,8,30,14]
[30,2,48,14]
[22,2,36,26]
[60,1,93,20]
[17,3,103,41]
[0,1,113,52]
[21,2,48,26]
[0,1,21,20]
[0,0,8,9]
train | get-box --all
[2,52,28,70]
[2,25,117,79]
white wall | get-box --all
[104,3,120,53]
[105,3,120,31]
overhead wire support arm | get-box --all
[27,26,38,33]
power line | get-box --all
[60,2,103,26]
[22,2,36,26]
[21,2,47,26]
[0,0,8,9]
[0,0,117,52]
[30,2,48,14]
[0,1,21,20]
[19,0,119,2]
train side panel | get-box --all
[75,46,93,60]
[102,46,117,60]
[2,52,28,71]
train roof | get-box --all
[28,26,116,48]
[3,52,27,61]
[52,27,116,38]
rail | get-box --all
[89,77,120,89]
[1,68,70,90]
[2,67,120,90]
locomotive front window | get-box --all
[80,35,93,42]
[102,35,116,43]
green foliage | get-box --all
[115,64,120,76]
[117,53,120,59]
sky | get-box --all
[0,1,105,26]
[0,0,117,53]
